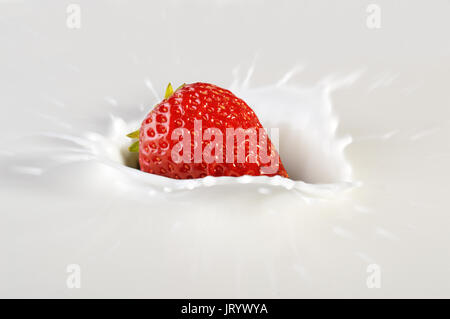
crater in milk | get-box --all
[99,71,358,195]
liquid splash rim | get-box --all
[1,66,363,201]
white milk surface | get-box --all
[1,1,449,298]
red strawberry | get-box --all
[127,82,288,179]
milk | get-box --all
[1,0,450,298]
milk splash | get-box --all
[0,67,360,200]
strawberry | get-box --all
[127,82,288,179]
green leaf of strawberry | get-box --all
[126,130,140,139]
[164,83,173,99]
[128,140,139,152]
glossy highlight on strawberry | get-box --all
[128,82,288,179]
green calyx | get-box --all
[126,82,186,153]
[127,129,140,152]
[126,130,140,139]
[128,140,139,152]
[164,83,173,99]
